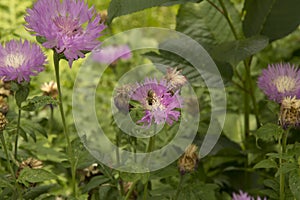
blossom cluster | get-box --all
[232,191,266,200]
[114,68,187,127]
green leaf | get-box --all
[23,185,55,200]
[210,35,269,65]
[255,123,282,142]
[276,162,298,177]
[81,176,110,193]
[17,167,57,184]
[21,96,58,111]
[263,179,279,192]
[243,0,300,41]
[15,82,30,107]
[176,1,236,47]
[107,0,202,24]
[253,159,277,169]
[289,169,300,200]
[179,182,219,200]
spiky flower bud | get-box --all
[279,96,300,129]
[0,112,8,131]
[178,144,199,175]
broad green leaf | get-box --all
[21,96,58,111]
[176,0,238,47]
[18,167,57,185]
[179,182,219,200]
[253,159,277,169]
[210,36,269,65]
[276,162,298,177]
[255,123,282,142]
[289,169,300,200]
[243,0,300,41]
[107,0,202,24]
[260,189,278,200]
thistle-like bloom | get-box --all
[279,96,300,129]
[0,40,46,83]
[178,144,199,175]
[92,45,132,64]
[131,78,182,126]
[164,67,187,91]
[25,0,106,67]
[232,191,267,200]
[258,63,300,103]
[114,84,135,114]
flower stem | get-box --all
[14,109,21,160]
[124,179,138,200]
[0,131,15,179]
[174,175,184,200]
[53,51,77,197]
[279,129,288,200]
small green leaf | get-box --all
[120,172,142,182]
[289,169,300,200]
[17,167,57,184]
[36,36,47,45]
[81,176,110,193]
[21,96,58,111]
[255,123,282,142]
[263,179,279,192]
[276,162,298,177]
[15,82,30,107]
[253,159,277,169]
[23,185,55,200]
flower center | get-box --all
[53,16,82,37]
[4,53,25,68]
[273,76,296,93]
[145,90,165,110]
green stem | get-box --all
[0,131,15,179]
[49,105,54,134]
[279,129,288,200]
[53,51,77,197]
[124,179,138,200]
[142,134,156,200]
[14,109,21,160]
[174,175,184,200]
[217,0,238,39]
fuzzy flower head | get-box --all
[41,81,58,99]
[232,191,267,200]
[92,45,132,64]
[0,40,46,83]
[131,78,182,126]
[25,0,106,67]
[258,63,300,103]
[178,144,199,175]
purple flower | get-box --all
[131,78,182,126]
[25,0,106,67]
[258,63,300,103]
[232,191,267,200]
[92,45,132,64]
[0,40,46,83]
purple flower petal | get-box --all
[25,0,106,67]
[257,63,300,103]
[92,45,132,64]
[0,40,46,83]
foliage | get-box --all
[0,0,300,199]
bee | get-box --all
[146,89,156,105]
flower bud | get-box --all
[279,96,300,129]
[178,144,199,175]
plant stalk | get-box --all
[53,51,77,197]
[279,129,288,200]
[0,131,15,179]
[174,174,184,200]
[14,109,21,160]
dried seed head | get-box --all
[178,144,199,175]
[41,81,58,99]
[164,67,187,91]
[19,157,43,169]
[0,96,9,115]
[279,96,300,129]
[0,112,8,131]
[114,84,134,114]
